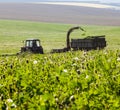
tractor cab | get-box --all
[21,39,44,54]
[25,39,40,47]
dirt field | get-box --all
[0,3,120,26]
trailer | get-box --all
[71,35,106,50]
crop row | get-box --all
[0,50,120,109]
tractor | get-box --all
[21,39,44,54]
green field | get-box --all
[0,20,120,109]
[0,20,120,54]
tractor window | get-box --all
[29,41,33,47]
[36,40,40,47]
[26,41,33,47]
[26,41,30,47]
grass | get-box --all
[0,19,120,54]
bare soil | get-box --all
[0,3,120,26]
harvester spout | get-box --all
[51,26,86,53]
[66,26,85,50]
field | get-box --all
[0,3,120,26]
[0,20,120,54]
[0,20,120,109]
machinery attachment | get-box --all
[52,26,106,53]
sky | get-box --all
[0,0,120,3]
